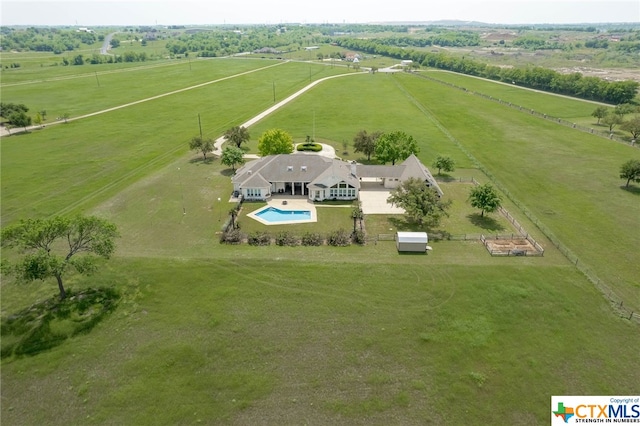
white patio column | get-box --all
[291,181,295,195]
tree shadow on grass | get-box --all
[1,287,119,359]
[188,157,215,165]
[220,168,237,177]
[467,213,505,232]
[620,185,640,196]
[434,174,457,182]
[388,216,424,232]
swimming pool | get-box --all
[255,207,312,223]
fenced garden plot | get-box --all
[480,234,544,257]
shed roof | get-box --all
[396,232,428,243]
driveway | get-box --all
[359,181,405,215]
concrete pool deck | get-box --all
[247,198,318,225]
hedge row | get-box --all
[220,229,365,246]
[296,143,323,152]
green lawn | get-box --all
[0,60,350,225]
[393,72,640,312]
[420,70,636,138]
[1,258,638,425]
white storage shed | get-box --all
[396,232,429,253]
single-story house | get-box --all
[232,153,442,202]
[396,231,428,252]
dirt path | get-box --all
[0,61,290,137]
[2,63,364,139]
[212,71,365,155]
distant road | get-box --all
[101,32,117,55]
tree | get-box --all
[350,201,363,233]
[34,112,43,128]
[0,102,29,122]
[614,103,636,119]
[221,145,245,171]
[353,129,381,161]
[432,155,455,175]
[189,136,214,160]
[60,112,70,123]
[257,128,294,156]
[619,159,640,188]
[468,183,502,217]
[374,131,419,165]
[621,116,640,141]
[602,112,623,132]
[387,177,451,227]
[9,112,32,132]
[1,216,119,300]
[224,126,250,148]
[591,106,609,125]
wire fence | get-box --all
[415,73,638,149]
[403,76,639,321]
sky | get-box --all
[1,0,639,26]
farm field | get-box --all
[1,55,639,425]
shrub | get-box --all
[352,230,366,245]
[275,231,299,246]
[328,229,351,247]
[296,143,323,152]
[301,232,323,246]
[220,229,243,244]
[248,231,271,246]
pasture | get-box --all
[1,55,639,425]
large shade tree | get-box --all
[189,136,214,160]
[353,129,381,161]
[375,131,419,165]
[221,145,245,171]
[257,128,294,156]
[432,155,455,175]
[468,183,502,217]
[224,126,250,148]
[619,159,640,188]
[621,116,640,141]
[387,177,451,227]
[591,106,609,125]
[1,216,119,300]
[602,112,623,133]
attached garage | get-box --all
[396,232,428,253]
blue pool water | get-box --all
[256,207,312,223]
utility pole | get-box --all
[178,168,185,215]
[198,114,203,139]
[273,81,276,103]
[95,72,100,87]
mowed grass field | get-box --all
[1,56,639,424]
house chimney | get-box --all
[350,162,357,177]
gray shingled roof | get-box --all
[233,154,355,188]
[232,153,440,195]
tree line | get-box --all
[335,38,639,105]
[61,51,149,66]
[0,27,99,54]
